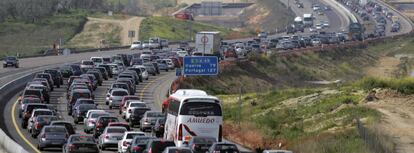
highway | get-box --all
[0,0,413,152]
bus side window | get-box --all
[168,99,179,116]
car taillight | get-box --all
[132,146,141,151]
[213,151,220,153]
[68,144,76,151]
[148,148,152,153]
[178,124,183,141]
[104,134,109,139]
[96,122,102,128]
[219,124,222,142]
[128,109,131,113]
[123,141,130,146]
[35,122,41,129]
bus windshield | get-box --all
[180,102,222,116]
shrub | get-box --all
[356,77,414,94]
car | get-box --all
[86,70,103,86]
[143,139,175,153]
[98,64,113,78]
[131,41,143,50]
[83,111,110,134]
[72,104,97,124]
[49,121,76,135]
[34,73,54,91]
[44,69,63,87]
[3,56,19,68]
[98,126,128,150]
[116,78,136,93]
[143,63,157,76]
[30,115,58,138]
[163,147,193,153]
[118,131,146,153]
[151,118,166,138]
[19,97,42,117]
[37,125,68,151]
[163,59,175,70]
[133,65,149,80]
[118,73,137,86]
[262,150,293,153]
[129,107,151,127]
[127,136,156,153]
[124,101,147,121]
[176,51,188,57]
[142,41,150,49]
[20,104,48,128]
[139,111,164,131]
[188,136,217,153]
[107,88,130,109]
[31,78,52,93]
[27,109,54,132]
[26,83,51,102]
[80,60,95,69]
[151,62,160,74]
[62,134,99,153]
[107,83,132,101]
[119,96,141,114]
[126,67,143,82]
[123,70,141,84]
[91,57,104,66]
[95,67,109,80]
[94,116,120,138]
[208,143,240,153]
[156,60,170,72]
[68,89,93,115]
[69,64,83,76]
[108,122,131,131]
[20,88,45,103]
[80,74,98,90]
[311,38,322,46]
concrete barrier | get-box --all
[0,73,35,153]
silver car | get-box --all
[139,111,164,131]
[83,112,110,133]
[98,126,127,150]
[107,88,129,109]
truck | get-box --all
[303,14,314,27]
[293,17,305,32]
[195,31,222,56]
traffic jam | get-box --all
[14,38,244,153]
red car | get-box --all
[119,96,141,114]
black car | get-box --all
[188,136,217,153]
[68,89,93,115]
[72,104,97,124]
[151,118,165,138]
[60,65,74,78]
[62,134,99,153]
[94,116,119,138]
[127,136,156,153]
[44,69,63,87]
[69,64,83,76]
[86,70,103,86]
[208,143,240,153]
[95,67,109,80]
[50,121,76,135]
[143,139,175,153]
[129,107,151,127]
[3,56,19,68]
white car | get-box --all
[124,101,147,121]
[117,131,145,153]
[108,64,121,76]
[130,41,142,50]
[311,38,322,46]
[133,65,149,80]
[176,51,188,57]
[315,24,323,30]
[142,41,150,48]
[90,57,104,66]
[163,59,174,69]
[80,60,94,69]
[320,21,330,28]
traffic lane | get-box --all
[324,9,345,31]
[4,72,172,153]
[375,0,413,35]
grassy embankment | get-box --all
[0,11,87,58]
[178,36,414,152]
[139,16,248,41]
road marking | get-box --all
[139,74,171,101]
[11,100,41,153]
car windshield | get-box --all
[45,127,66,133]
[6,57,16,60]
[91,113,109,118]
[37,116,57,122]
[83,61,93,65]
[127,133,145,139]
[133,108,150,115]
[130,103,146,108]
[22,98,41,104]
[79,104,96,111]
[113,91,128,96]
[107,128,126,133]
[34,111,53,116]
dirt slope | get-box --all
[68,16,144,48]
[366,90,414,153]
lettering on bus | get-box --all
[186,117,215,124]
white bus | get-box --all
[164,89,223,146]
[303,13,314,27]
